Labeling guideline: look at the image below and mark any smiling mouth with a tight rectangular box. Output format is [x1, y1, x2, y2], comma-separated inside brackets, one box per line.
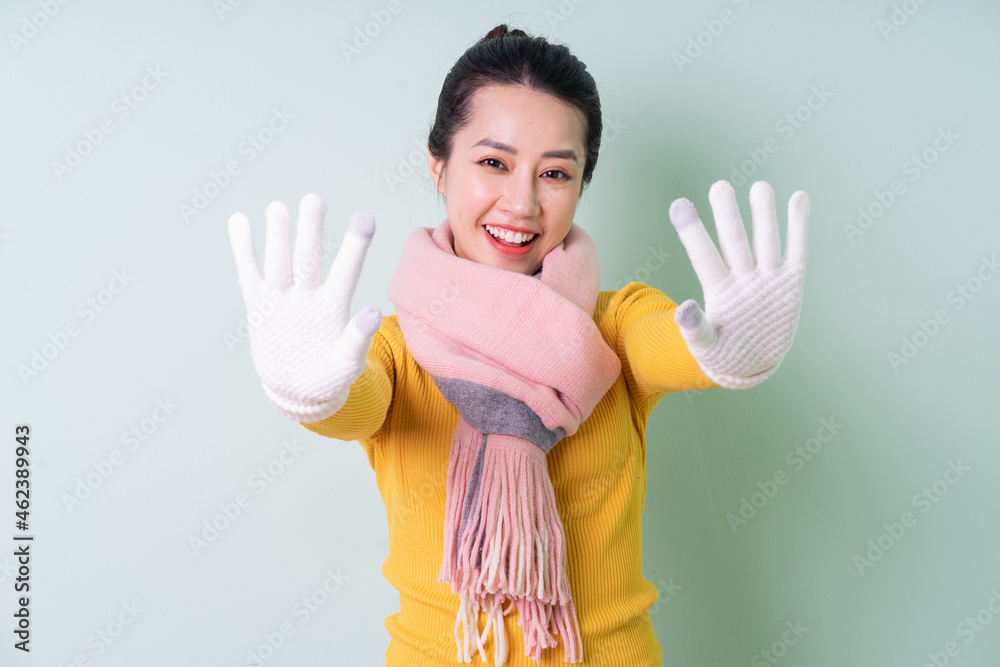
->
[481, 225, 540, 257]
[483, 224, 538, 247]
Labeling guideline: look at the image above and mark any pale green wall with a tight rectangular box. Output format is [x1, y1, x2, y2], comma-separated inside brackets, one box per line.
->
[2, 1, 997, 665]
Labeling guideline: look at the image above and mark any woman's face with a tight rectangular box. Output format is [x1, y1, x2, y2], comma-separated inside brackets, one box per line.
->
[428, 84, 587, 275]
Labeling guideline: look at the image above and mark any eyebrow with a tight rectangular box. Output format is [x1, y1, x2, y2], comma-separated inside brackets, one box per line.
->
[471, 138, 579, 165]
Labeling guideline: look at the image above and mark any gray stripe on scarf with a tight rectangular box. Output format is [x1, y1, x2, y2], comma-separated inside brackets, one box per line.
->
[457, 432, 489, 569]
[432, 377, 566, 454]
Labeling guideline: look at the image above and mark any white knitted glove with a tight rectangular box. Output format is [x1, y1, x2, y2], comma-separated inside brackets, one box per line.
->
[227, 193, 383, 422]
[667, 180, 809, 389]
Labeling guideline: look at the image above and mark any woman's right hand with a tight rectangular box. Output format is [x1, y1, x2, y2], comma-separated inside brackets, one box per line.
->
[227, 193, 382, 422]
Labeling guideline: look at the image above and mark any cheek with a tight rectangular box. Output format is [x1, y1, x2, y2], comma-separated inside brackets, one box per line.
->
[542, 192, 576, 225]
[469, 180, 497, 206]
[553, 208, 576, 236]
[450, 179, 493, 217]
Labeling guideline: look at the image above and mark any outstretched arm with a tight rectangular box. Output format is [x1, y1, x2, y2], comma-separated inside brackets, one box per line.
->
[614, 283, 723, 407]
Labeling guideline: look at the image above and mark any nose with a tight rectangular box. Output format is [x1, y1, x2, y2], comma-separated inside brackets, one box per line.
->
[501, 171, 541, 218]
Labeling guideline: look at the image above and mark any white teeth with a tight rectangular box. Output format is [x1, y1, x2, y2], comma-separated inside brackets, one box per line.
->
[486, 225, 535, 243]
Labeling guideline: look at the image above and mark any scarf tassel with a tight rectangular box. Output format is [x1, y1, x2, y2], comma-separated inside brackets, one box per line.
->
[439, 417, 583, 664]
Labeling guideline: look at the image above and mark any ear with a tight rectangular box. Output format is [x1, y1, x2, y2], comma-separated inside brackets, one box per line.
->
[427, 148, 446, 193]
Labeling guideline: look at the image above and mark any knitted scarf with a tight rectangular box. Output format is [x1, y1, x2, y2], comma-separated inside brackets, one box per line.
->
[386, 219, 622, 664]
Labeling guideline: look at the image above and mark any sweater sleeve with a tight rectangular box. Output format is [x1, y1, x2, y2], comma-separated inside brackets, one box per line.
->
[298, 321, 396, 447]
[611, 281, 722, 407]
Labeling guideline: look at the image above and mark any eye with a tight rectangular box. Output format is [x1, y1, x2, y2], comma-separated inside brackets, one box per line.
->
[479, 159, 571, 180]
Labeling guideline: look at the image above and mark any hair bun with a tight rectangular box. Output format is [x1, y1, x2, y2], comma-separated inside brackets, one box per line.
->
[478, 24, 528, 44]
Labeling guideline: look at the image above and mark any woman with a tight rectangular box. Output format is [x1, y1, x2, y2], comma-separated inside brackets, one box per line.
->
[227, 24, 808, 667]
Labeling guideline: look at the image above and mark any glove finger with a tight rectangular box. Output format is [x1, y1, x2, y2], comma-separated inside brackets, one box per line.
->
[227, 211, 263, 298]
[674, 299, 717, 351]
[292, 193, 326, 291]
[708, 180, 754, 276]
[668, 197, 730, 292]
[749, 181, 781, 271]
[335, 304, 383, 377]
[784, 190, 810, 271]
[320, 210, 376, 331]
[263, 200, 293, 291]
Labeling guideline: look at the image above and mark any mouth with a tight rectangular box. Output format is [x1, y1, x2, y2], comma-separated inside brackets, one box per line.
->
[482, 224, 539, 256]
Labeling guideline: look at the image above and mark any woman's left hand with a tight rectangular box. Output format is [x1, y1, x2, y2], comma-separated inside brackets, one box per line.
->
[667, 180, 810, 389]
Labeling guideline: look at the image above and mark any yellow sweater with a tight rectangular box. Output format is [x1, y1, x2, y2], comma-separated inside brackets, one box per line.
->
[302, 281, 721, 666]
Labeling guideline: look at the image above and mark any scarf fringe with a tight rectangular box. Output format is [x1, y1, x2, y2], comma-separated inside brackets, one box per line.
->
[439, 419, 583, 664]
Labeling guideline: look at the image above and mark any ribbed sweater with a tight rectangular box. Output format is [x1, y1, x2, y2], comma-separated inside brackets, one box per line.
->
[302, 281, 721, 666]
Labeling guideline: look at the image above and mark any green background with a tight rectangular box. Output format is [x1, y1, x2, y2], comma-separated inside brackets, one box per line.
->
[2, 1, 998, 665]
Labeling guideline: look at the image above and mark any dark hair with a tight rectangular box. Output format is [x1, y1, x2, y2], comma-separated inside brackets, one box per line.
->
[427, 24, 602, 193]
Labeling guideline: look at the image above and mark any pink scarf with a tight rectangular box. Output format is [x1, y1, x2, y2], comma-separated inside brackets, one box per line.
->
[387, 219, 621, 664]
